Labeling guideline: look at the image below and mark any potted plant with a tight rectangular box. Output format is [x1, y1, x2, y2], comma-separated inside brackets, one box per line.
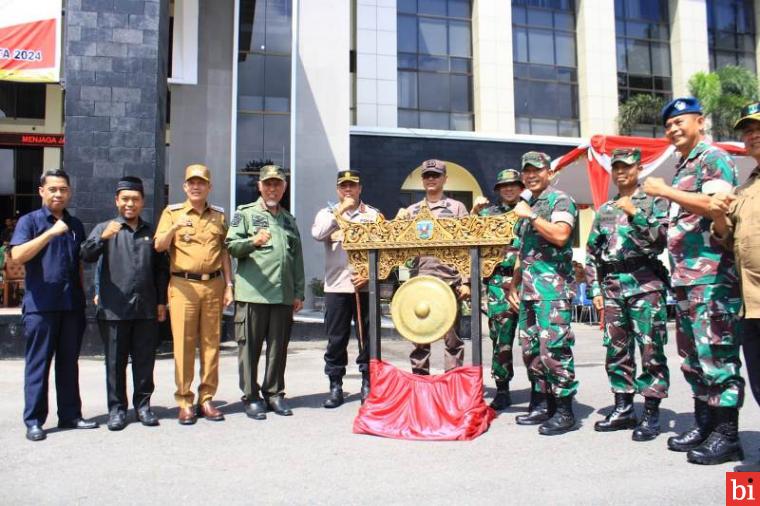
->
[309, 277, 325, 311]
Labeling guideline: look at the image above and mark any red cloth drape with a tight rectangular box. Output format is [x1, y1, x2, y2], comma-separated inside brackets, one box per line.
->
[353, 359, 496, 441]
[552, 135, 748, 210]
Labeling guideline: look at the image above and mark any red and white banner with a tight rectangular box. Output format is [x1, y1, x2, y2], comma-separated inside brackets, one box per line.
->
[552, 134, 748, 209]
[0, 0, 62, 82]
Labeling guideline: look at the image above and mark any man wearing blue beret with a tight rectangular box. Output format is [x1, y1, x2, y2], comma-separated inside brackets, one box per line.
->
[643, 97, 744, 465]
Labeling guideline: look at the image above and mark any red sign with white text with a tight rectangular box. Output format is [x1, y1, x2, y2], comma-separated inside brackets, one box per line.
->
[0, 0, 61, 82]
[727, 472, 760, 506]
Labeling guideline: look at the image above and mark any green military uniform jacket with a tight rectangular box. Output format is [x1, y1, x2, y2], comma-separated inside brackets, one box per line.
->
[225, 197, 305, 305]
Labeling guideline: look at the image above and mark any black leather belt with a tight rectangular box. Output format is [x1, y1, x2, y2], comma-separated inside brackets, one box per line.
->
[172, 270, 222, 281]
[599, 257, 648, 277]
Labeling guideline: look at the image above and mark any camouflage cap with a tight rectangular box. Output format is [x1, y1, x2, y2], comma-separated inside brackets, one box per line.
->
[521, 151, 551, 170]
[734, 101, 760, 130]
[493, 168, 524, 190]
[421, 159, 446, 175]
[610, 147, 641, 166]
[259, 164, 286, 182]
[185, 164, 211, 182]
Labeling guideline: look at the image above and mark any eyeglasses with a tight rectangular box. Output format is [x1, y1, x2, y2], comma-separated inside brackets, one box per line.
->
[422, 172, 442, 179]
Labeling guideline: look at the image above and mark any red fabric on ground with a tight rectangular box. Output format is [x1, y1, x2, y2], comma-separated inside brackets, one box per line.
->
[353, 359, 496, 441]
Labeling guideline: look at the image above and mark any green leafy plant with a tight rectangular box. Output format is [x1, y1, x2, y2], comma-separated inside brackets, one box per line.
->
[309, 277, 324, 297]
[617, 94, 668, 136]
[689, 65, 760, 141]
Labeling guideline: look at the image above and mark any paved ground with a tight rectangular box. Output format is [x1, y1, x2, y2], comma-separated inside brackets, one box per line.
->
[0, 322, 756, 505]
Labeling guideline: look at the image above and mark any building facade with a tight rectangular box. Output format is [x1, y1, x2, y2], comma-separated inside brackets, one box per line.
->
[1, 0, 759, 305]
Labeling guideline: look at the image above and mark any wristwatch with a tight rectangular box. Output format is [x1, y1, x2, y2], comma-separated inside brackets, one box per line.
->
[528, 212, 539, 222]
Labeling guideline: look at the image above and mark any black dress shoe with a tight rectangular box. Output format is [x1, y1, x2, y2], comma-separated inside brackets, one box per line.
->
[244, 400, 267, 420]
[137, 408, 159, 427]
[107, 411, 127, 431]
[58, 418, 99, 430]
[267, 396, 293, 416]
[26, 425, 46, 442]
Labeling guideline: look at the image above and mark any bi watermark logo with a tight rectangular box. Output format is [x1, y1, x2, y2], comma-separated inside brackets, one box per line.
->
[727, 472, 760, 505]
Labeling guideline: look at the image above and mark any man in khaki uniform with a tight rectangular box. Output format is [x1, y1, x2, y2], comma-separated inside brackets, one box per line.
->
[711, 103, 760, 467]
[396, 159, 470, 374]
[155, 164, 234, 425]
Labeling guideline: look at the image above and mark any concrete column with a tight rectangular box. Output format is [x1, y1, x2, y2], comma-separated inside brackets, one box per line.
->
[294, 0, 351, 305]
[472, 0, 514, 134]
[669, 0, 710, 97]
[355, 0, 398, 127]
[64, 0, 170, 228]
[166, 0, 233, 208]
[576, 0, 618, 136]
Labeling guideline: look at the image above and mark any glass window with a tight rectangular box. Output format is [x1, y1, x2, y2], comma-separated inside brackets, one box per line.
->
[237, 0, 292, 206]
[0, 82, 46, 119]
[418, 0, 446, 16]
[528, 29, 555, 65]
[398, 0, 417, 14]
[398, 15, 418, 53]
[707, 0, 756, 74]
[419, 18, 448, 54]
[513, 0, 579, 136]
[420, 111, 450, 129]
[615, 0, 672, 136]
[397, 0, 473, 131]
[398, 71, 418, 108]
[448, 21, 471, 57]
[419, 72, 450, 111]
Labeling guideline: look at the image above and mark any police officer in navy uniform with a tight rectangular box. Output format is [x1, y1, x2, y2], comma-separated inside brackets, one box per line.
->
[10, 169, 98, 441]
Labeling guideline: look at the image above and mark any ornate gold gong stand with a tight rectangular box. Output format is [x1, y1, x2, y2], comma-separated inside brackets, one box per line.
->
[336, 204, 517, 366]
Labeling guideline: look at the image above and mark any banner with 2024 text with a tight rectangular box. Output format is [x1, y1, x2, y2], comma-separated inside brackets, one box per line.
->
[0, 0, 62, 82]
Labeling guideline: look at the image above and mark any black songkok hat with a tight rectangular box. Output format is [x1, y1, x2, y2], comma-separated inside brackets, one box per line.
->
[116, 176, 144, 195]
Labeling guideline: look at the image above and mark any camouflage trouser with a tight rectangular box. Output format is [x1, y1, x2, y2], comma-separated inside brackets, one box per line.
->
[485, 276, 517, 382]
[518, 299, 578, 398]
[489, 311, 518, 382]
[603, 290, 669, 398]
[674, 284, 744, 408]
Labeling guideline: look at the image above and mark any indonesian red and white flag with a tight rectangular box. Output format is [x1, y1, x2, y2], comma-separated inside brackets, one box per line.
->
[0, 0, 62, 82]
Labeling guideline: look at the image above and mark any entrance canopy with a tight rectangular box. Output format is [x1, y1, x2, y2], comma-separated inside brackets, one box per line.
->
[551, 135, 751, 209]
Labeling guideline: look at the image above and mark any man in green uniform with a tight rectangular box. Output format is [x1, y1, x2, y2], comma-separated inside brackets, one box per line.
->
[508, 152, 579, 436]
[225, 165, 305, 419]
[471, 169, 522, 410]
[585, 148, 670, 441]
[644, 97, 744, 465]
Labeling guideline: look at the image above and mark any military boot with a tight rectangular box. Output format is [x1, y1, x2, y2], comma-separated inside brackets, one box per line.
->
[539, 395, 577, 435]
[668, 399, 712, 452]
[322, 376, 344, 409]
[360, 371, 370, 404]
[687, 407, 744, 465]
[632, 397, 661, 441]
[515, 387, 555, 425]
[490, 380, 512, 410]
[594, 393, 637, 432]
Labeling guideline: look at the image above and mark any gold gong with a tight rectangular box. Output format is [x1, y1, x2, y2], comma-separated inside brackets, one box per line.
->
[391, 275, 457, 345]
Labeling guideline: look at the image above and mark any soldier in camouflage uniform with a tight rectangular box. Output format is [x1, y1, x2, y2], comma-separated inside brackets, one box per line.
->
[585, 148, 670, 441]
[643, 97, 744, 465]
[471, 169, 523, 410]
[508, 152, 579, 436]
